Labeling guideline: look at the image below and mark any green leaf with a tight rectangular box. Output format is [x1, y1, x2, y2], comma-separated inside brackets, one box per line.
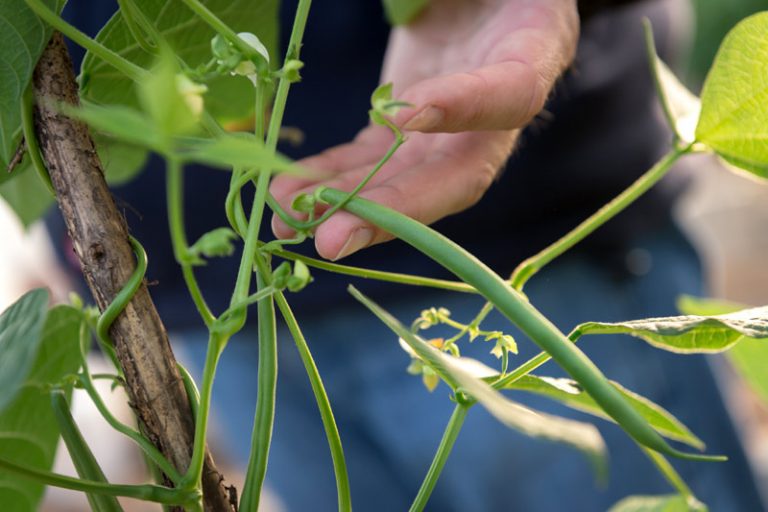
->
[138, 47, 204, 139]
[0, 305, 84, 512]
[177, 133, 301, 173]
[573, 305, 768, 353]
[80, 0, 279, 123]
[0, 155, 54, 227]
[644, 20, 701, 144]
[350, 286, 608, 479]
[63, 102, 165, 153]
[93, 134, 148, 186]
[189, 227, 237, 260]
[727, 337, 768, 404]
[678, 296, 768, 404]
[0, 288, 49, 412]
[609, 494, 707, 512]
[696, 12, 768, 179]
[0, 0, 65, 171]
[503, 375, 704, 450]
[381, 0, 429, 25]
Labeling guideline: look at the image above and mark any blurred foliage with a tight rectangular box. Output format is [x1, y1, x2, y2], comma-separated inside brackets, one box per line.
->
[688, 0, 765, 85]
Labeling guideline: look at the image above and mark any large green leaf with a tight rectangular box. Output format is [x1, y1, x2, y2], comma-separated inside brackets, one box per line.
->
[80, 0, 279, 123]
[0, 288, 49, 412]
[695, 12, 768, 179]
[572, 306, 768, 353]
[381, 0, 429, 25]
[0, 155, 54, 227]
[0, 305, 83, 512]
[609, 494, 707, 512]
[0, 0, 64, 171]
[678, 296, 768, 404]
[505, 375, 703, 449]
[350, 286, 608, 479]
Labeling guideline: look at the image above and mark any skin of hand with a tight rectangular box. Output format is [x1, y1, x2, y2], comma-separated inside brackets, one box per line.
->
[270, 0, 580, 260]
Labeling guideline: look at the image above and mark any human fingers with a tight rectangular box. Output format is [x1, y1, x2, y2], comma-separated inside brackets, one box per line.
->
[311, 131, 516, 260]
[393, 4, 579, 132]
[269, 126, 393, 237]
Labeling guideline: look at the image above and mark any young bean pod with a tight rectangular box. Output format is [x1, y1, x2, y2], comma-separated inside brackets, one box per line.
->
[318, 187, 724, 462]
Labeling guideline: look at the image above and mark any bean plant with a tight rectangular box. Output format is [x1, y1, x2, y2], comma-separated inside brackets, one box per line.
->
[1, 1, 767, 511]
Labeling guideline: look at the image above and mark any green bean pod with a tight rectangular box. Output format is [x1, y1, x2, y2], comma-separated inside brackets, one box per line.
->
[319, 187, 724, 462]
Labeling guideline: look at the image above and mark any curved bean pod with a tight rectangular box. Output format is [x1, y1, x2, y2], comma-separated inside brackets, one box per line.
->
[318, 187, 724, 462]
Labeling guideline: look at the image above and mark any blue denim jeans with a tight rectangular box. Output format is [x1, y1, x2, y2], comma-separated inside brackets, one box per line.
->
[175, 226, 763, 511]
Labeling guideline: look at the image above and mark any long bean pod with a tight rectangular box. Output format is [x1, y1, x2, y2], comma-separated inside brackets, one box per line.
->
[318, 187, 724, 462]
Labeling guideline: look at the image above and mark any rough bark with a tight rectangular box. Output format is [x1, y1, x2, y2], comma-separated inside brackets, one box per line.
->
[32, 33, 233, 512]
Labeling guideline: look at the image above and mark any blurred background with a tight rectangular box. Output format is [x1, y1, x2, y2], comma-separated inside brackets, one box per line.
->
[1, 0, 766, 510]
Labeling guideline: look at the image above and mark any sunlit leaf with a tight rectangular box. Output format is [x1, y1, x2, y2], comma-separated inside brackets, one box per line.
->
[572, 306, 768, 353]
[351, 286, 607, 479]
[504, 375, 704, 450]
[644, 21, 700, 144]
[0, 305, 83, 512]
[678, 296, 768, 404]
[64, 102, 164, 153]
[696, 13, 768, 179]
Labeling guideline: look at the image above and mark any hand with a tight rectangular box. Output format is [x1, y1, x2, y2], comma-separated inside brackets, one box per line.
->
[271, 0, 579, 260]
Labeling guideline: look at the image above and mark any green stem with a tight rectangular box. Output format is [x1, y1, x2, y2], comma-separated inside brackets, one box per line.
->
[509, 146, 689, 291]
[268, 246, 477, 293]
[275, 292, 352, 512]
[179, 0, 268, 67]
[640, 446, 694, 498]
[21, 84, 55, 195]
[166, 157, 216, 326]
[240, 273, 278, 511]
[319, 187, 723, 462]
[491, 330, 584, 390]
[177, 362, 201, 421]
[77, 362, 182, 483]
[24, 0, 146, 82]
[0, 456, 197, 505]
[116, 0, 160, 54]
[410, 404, 469, 512]
[180, 333, 224, 490]
[51, 390, 124, 512]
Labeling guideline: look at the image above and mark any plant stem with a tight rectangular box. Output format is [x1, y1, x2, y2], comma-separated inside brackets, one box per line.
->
[275, 292, 352, 512]
[509, 146, 690, 291]
[51, 390, 124, 512]
[0, 456, 198, 505]
[410, 404, 469, 512]
[268, 246, 477, 293]
[25, 0, 146, 82]
[116, 0, 160, 54]
[78, 370, 182, 483]
[179, 0, 268, 66]
[240, 273, 278, 511]
[180, 333, 225, 489]
[166, 157, 216, 326]
[319, 187, 723, 462]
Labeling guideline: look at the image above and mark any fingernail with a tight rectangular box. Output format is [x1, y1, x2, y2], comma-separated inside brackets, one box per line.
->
[403, 106, 444, 132]
[333, 228, 374, 260]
